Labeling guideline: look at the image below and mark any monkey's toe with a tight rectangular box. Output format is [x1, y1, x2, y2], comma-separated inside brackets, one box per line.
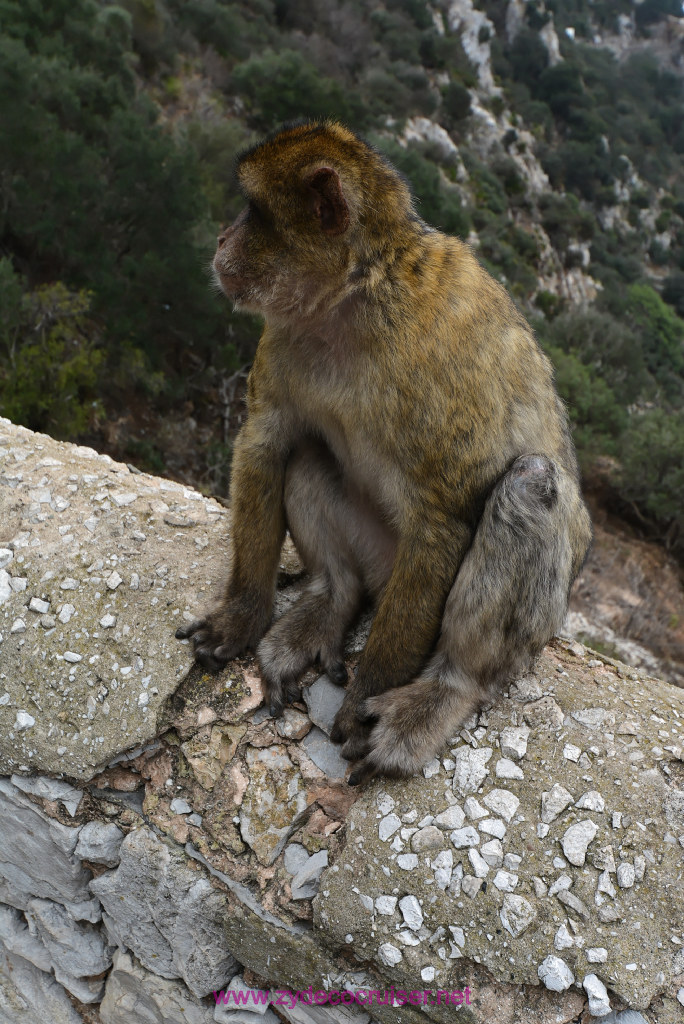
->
[340, 727, 372, 762]
[175, 618, 206, 641]
[348, 759, 379, 787]
[195, 646, 227, 673]
[325, 660, 348, 686]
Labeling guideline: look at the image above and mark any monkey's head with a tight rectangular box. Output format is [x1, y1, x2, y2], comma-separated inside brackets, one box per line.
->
[213, 121, 415, 320]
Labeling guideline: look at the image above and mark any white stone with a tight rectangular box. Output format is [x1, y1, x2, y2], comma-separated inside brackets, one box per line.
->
[100, 613, 117, 628]
[587, 947, 608, 963]
[375, 895, 397, 915]
[541, 783, 574, 824]
[538, 955, 574, 992]
[59, 604, 75, 624]
[411, 825, 444, 852]
[452, 746, 492, 795]
[423, 758, 441, 778]
[111, 491, 138, 507]
[464, 796, 488, 819]
[420, 966, 435, 982]
[10, 617, 26, 633]
[554, 923, 574, 950]
[376, 793, 395, 816]
[450, 826, 480, 848]
[398, 895, 423, 931]
[29, 597, 50, 614]
[468, 848, 489, 878]
[15, 711, 35, 730]
[548, 874, 572, 897]
[378, 942, 402, 967]
[461, 875, 483, 898]
[397, 854, 418, 870]
[576, 790, 605, 812]
[434, 804, 465, 830]
[533, 877, 548, 898]
[479, 818, 506, 839]
[499, 725, 530, 760]
[597, 870, 617, 898]
[106, 571, 123, 590]
[583, 973, 611, 1016]
[379, 813, 401, 842]
[449, 925, 465, 948]
[563, 743, 582, 762]
[64, 651, 82, 663]
[503, 853, 522, 872]
[492, 870, 518, 892]
[431, 849, 453, 889]
[0, 548, 13, 570]
[561, 820, 598, 866]
[480, 838, 504, 868]
[496, 757, 524, 780]
[170, 798, 192, 814]
[499, 894, 536, 938]
[483, 789, 519, 822]
[60, 577, 78, 590]
[617, 862, 635, 889]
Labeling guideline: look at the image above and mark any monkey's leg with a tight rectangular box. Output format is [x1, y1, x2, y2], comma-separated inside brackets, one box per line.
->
[257, 441, 396, 715]
[348, 454, 589, 785]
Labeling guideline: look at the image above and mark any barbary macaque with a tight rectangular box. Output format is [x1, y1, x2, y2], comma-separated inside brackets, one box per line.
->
[177, 121, 592, 785]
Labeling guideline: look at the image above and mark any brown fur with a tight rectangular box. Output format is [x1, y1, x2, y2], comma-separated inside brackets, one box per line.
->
[177, 121, 592, 783]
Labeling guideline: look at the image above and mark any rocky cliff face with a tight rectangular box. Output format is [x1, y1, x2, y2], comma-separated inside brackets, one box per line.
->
[1, 419, 684, 1024]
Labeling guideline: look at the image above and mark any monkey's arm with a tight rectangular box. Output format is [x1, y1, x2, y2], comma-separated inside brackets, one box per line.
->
[332, 518, 472, 746]
[176, 381, 289, 671]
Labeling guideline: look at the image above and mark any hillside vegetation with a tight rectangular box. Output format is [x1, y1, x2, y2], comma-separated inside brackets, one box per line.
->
[1, 0, 684, 556]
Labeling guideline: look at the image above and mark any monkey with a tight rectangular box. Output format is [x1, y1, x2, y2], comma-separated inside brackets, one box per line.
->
[176, 120, 592, 786]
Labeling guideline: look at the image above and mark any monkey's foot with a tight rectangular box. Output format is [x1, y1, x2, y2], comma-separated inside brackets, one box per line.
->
[257, 633, 348, 716]
[346, 677, 472, 786]
[175, 599, 267, 673]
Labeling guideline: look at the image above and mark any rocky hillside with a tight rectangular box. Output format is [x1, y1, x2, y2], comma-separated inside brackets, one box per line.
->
[1, 0, 683, 677]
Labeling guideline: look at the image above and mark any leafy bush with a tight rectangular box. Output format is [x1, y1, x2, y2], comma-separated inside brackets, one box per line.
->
[0, 260, 102, 436]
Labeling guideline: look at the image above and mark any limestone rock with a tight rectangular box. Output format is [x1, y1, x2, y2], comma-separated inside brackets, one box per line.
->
[25, 897, 113, 999]
[0, 946, 84, 1024]
[538, 955, 574, 992]
[90, 827, 236, 997]
[302, 676, 344, 736]
[74, 821, 124, 867]
[239, 745, 308, 865]
[100, 949, 215, 1024]
[0, 777, 91, 908]
[0, 418, 228, 780]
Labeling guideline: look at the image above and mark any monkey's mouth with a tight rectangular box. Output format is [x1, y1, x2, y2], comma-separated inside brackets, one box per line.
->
[215, 268, 252, 299]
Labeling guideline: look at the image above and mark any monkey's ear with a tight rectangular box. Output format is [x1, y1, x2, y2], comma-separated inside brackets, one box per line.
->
[305, 167, 350, 236]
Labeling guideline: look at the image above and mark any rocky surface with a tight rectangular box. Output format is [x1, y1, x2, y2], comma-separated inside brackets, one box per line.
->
[0, 417, 229, 780]
[2, 421, 684, 1024]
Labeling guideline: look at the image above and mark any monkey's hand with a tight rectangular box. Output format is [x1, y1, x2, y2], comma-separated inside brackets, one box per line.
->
[175, 593, 271, 673]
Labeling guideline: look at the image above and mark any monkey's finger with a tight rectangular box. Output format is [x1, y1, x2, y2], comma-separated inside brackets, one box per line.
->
[195, 647, 226, 673]
[191, 631, 211, 649]
[214, 640, 244, 662]
[175, 619, 206, 640]
[348, 759, 379, 787]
